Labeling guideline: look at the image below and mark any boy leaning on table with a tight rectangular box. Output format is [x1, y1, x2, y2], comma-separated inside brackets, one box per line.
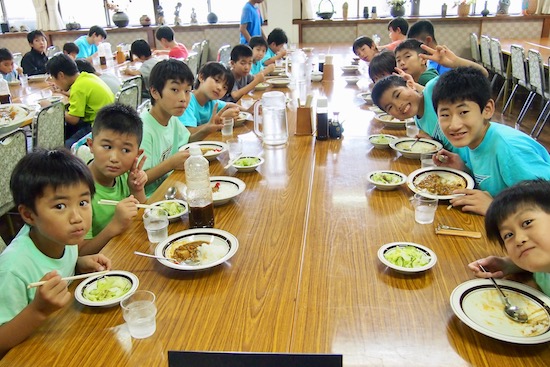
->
[431, 67, 550, 216]
[249, 36, 269, 75]
[394, 39, 438, 86]
[79, 103, 148, 256]
[0, 149, 111, 356]
[469, 179, 550, 296]
[261, 28, 287, 67]
[74, 25, 107, 61]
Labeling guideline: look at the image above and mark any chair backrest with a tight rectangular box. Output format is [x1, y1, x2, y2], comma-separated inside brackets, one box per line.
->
[137, 98, 151, 114]
[217, 44, 231, 67]
[479, 35, 493, 70]
[469, 33, 480, 63]
[116, 84, 140, 110]
[528, 49, 546, 97]
[0, 235, 6, 254]
[0, 129, 27, 217]
[12, 52, 22, 67]
[490, 38, 505, 75]
[121, 75, 143, 105]
[191, 42, 201, 55]
[200, 40, 209, 67]
[510, 44, 528, 85]
[185, 52, 200, 76]
[46, 45, 60, 58]
[70, 131, 93, 164]
[33, 102, 65, 150]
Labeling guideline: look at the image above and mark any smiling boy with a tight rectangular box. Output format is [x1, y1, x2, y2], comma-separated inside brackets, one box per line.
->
[21, 30, 48, 76]
[431, 67, 550, 216]
[394, 39, 438, 86]
[0, 149, 111, 355]
[80, 103, 148, 255]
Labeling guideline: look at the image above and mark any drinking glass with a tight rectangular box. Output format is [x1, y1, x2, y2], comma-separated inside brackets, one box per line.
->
[221, 117, 234, 136]
[19, 74, 28, 88]
[421, 153, 436, 168]
[412, 194, 438, 224]
[143, 208, 168, 243]
[227, 138, 243, 160]
[120, 290, 157, 339]
[406, 121, 420, 138]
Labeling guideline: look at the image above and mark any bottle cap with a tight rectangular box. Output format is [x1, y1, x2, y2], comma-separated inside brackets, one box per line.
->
[189, 145, 202, 156]
[317, 97, 328, 108]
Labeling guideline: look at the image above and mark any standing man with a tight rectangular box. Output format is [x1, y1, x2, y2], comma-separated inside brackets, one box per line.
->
[240, 0, 266, 45]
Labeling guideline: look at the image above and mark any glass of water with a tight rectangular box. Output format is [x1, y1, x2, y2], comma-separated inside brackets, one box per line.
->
[412, 194, 438, 224]
[143, 208, 168, 243]
[406, 121, 420, 138]
[120, 290, 157, 339]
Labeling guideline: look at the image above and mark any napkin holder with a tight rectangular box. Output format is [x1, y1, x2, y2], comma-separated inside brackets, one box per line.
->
[296, 105, 315, 135]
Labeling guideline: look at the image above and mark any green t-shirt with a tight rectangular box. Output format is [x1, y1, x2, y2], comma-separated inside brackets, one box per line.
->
[140, 110, 191, 197]
[0, 225, 78, 325]
[85, 172, 130, 239]
[68, 72, 115, 124]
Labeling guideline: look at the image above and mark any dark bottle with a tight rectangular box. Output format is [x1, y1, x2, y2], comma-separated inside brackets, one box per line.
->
[363, 6, 369, 19]
[185, 146, 215, 228]
[442, 3, 447, 17]
[316, 97, 329, 140]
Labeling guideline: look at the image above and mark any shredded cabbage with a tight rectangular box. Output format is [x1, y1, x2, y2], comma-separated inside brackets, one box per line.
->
[83, 276, 131, 302]
[384, 246, 430, 268]
[234, 157, 260, 167]
[160, 201, 185, 216]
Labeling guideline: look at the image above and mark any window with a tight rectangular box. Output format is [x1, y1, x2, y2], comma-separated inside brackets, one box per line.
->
[59, 0, 106, 27]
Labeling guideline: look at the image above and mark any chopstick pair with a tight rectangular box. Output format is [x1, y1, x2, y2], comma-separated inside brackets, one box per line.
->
[97, 199, 155, 210]
[224, 154, 243, 169]
[27, 270, 109, 289]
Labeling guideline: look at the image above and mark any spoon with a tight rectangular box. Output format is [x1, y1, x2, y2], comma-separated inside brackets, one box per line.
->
[478, 263, 529, 323]
[403, 138, 420, 151]
[165, 186, 177, 200]
[134, 251, 179, 264]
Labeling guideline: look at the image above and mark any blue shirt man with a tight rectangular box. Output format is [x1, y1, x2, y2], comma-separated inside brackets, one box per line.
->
[240, 0, 265, 45]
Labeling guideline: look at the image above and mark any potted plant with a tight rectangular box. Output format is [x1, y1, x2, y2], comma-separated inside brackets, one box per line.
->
[105, 0, 131, 27]
[454, 0, 476, 17]
[387, 0, 407, 17]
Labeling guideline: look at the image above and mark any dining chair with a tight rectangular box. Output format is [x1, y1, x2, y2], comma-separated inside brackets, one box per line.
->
[217, 44, 231, 68]
[120, 75, 143, 106]
[0, 129, 27, 236]
[200, 40, 209, 67]
[185, 52, 200, 76]
[46, 45, 60, 58]
[0, 236, 6, 253]
[191, 42, 202, 57]
[32, 101, 65, 150]
[490, 38, 511, 106]
[137, 98, 151, 114]
[12, 52, 22, 67]
[469, 33, 481, 65]
[479, 35, 498, 90]
[502, 44, 533, 119]
[116, 84, 140, 110]
[70, 132, 93, 164]
[523, 49, 550, 135]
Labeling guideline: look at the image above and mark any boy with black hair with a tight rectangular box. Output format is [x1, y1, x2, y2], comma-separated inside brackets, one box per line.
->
[46, 54, 114, 148]
[63, 42, 79, 60]
[74, 26, 107, 60]
[223, 44, 274, 103]
[21, 30, 48, 76]
[80, 103, 147, 255]
[407, 20, 451, 75]
[0, 48, 21, 83]
[431, 67, 550, 216]
[155, 26, 188, 60]
[124, 39, 160, 99]
[0, 149, 111, 354]
[469, 179, 550, 296]
[261, 28, 288, 66]
[368, 51, 396, 83]
[249, 36, 269, 75]
[352, 36, 379, 63]
[395, 39, 438, 86]
[379, 17, 408, 51]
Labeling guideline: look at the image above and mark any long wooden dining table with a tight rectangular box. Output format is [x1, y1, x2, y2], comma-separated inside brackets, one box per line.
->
[2, 46, 550, 367]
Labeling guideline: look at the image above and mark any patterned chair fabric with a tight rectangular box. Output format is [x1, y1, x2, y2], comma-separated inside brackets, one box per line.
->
[479, 35, 493, 71]
[217, 44, 231, 68]
[526, 49, 550, 137]
[121, 75, 143, 106]
[502, 44, 533, 118]
[469, 33, 480, 63]
[185, 52, 200, 76]
[33, 101, 65, 150]
[46, 45, 60, 58]
[490, 38, 510, 105]
[200, 40, 209, 67]
[137, 99, 151, 114]
[116, 84, 140, 110]
[0, 129, 27, 217]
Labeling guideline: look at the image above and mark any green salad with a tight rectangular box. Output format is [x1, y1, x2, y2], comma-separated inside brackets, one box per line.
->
[234, 157, 260, 167]
[370, 172, 402, 185]
[384, 245, 431, 268]
[160, 201, 185, 216]
[83, 276, 132, 302]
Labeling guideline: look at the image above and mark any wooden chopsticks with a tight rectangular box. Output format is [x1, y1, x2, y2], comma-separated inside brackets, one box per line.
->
[97, 199, 155, 209]
[27, 270, 109, 288]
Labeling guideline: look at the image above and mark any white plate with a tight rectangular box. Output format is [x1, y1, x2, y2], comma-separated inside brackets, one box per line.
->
[374, 113, 413, 129]
[377, 242, 437, 273]
[368, 134, 397, 149]
[357, 92, 372, 104]
[155, 228, 239, 271]
[232, 156, 264, 172]
[367, 170, 407, 191]
[344, 76, 360, 85]
[389, 137, 443, 159]
[368, 106, 384, 114]
[179, 141, 228, 161]
[74, 270, 139, 307]
[267, 78, 290, 88]
[341, 65, 359, 74]
[211, 176, 246, 205]
[0, 103, 36, 136]
[407, 167, 475, 200]
[255, 82, 270, 91]
[149, 199, 188, 222]
[450, 279, 550, 344]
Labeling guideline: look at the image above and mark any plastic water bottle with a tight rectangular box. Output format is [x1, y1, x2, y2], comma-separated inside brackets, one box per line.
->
[291, 49, 308, 104]
[184, 145, 214, 228]
[0, 75, 11, 104]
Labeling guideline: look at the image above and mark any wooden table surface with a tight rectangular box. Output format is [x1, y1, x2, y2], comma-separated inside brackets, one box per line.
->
[3, 46, 550, 367]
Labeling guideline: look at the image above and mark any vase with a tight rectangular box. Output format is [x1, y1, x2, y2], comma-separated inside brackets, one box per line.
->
[139, 15, 151, 26]
[390, 5, 405, 17]
[497, 0, 510, 15]
[481, 1, 490, 16]
[523, 0, 538, 14]
[112, 11, 129, 27]
[207, 12, 218, 24]
[411, 0, 420, 16]
[458, 3, 470, 17]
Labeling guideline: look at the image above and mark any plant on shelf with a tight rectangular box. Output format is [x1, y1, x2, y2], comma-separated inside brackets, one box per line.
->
[387, 0, 407, 17]
[453, 0, 476, 6]
[386, 0, 407, 6]
[454, 0, 475, 17]
[105, 0, 132, 27]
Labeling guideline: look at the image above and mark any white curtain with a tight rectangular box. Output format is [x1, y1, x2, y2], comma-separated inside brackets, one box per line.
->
[303, 0, 315, 19]
[32, 0, 50, 30]
[539, 0, 550, 14]
[46, 0, 64, 30]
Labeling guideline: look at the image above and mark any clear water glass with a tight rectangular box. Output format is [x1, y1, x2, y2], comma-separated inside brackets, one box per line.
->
[120, 290, 157, 339]
[406, 121, 420, 138]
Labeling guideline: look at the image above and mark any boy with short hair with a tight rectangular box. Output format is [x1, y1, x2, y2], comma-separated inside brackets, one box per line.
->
[407, 20, 451, 75]
[249, 36, 269, 75]
[352, 36, 379, 63]
[395, 39, 438, 86]
[124, 39, 160, 99]
[74, 26, 107, 61]
[63, 42, 79, 60]
[240, 0, 266, 45]
[261, 28, 287, 66]
[80, 103, 148, 255]
[223, 44, 274, 103]
[21, 30, 48, 76]
[46, 54, 115, 148]
[379, 17, 408, 51]
[431, 67, 550, 216]
[0, 149, 111, 354]
[368, 51, 396, 83]
[469, 179, 550, 296]
[0, 48, 21, 82]
[155, 26, 188, 60]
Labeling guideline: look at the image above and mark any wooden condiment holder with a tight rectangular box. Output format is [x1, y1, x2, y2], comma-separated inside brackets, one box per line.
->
[295, 106, 315, 135]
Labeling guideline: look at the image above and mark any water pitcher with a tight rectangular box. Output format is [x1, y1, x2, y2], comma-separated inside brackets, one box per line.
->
[254, 91, 288, 146]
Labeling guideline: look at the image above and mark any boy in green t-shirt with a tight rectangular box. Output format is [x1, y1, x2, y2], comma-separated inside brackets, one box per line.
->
[80, 103, 148, 255]
[0, 149, 111, 355]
